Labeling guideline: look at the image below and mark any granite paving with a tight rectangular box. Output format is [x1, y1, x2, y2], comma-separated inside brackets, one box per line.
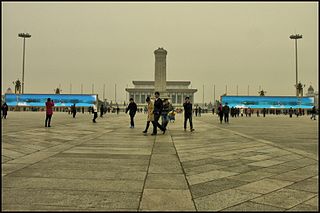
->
[2, 111, 318, 211]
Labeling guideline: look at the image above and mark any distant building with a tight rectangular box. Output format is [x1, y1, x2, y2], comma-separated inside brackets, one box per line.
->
[126, 80, 197, 106]
[6, 87, 13, 94]
[305, 85, 318, 107]
[125, 48, 197, 106]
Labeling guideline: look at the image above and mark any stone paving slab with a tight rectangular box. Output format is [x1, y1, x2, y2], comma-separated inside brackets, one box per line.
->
[144, 173, 188, 190]
[251, 188, 317, 209]
[194, 189, 262, 211]
[40, 156, 149, 166]
[222, 164, 261, 173]
[3, 176, 145, 192]
[54, 152, 150, 160]
[5, 151, 58, 164]
[2, 112, 318, 211]
[286, 177, 318, 193]
[7, 168, 147, 181]
[2, 163, 29, 176]
[187, 170, 239, 185]
[139, 189, 195, 211]
[247, 159, 285, 167]
[270, 167, 317, 182]
[184, 164, 227, 176]
[148, 154, 183, 174]
[221, 201, 286, 211]
[3, 188, 141, 210]
[304, 195, 318, 207]
[256, 163, 303, 174]
[226, 170, 276, 182]
[26, 160, 149, 172]
[235, 178, 294, 194]
[190, 177, 249, 199]
[287, 203, 318, 211]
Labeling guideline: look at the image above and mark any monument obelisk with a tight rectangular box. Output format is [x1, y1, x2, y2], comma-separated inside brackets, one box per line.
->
[154, 47, 168, 98]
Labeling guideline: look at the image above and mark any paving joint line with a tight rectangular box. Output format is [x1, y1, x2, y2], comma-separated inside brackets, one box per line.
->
[137, 130, 156, 211]
[170, 133, 198, 211]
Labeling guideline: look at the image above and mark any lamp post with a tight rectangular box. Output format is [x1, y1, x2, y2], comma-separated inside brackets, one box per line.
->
[289, 34, 303, 96]
[18, 33, 31, 94]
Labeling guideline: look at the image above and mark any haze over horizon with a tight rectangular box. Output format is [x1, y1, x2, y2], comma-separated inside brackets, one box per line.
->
[2, 2, 318, 103]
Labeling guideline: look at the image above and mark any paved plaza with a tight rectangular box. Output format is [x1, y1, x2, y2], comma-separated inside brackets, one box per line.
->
[2, 111, 319, 211]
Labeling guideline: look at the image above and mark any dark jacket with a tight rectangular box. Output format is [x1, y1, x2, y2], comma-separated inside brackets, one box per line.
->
[2, 104, 8, 113]
[126, 102, 137, 116]
[154, 98, 163, 115]
[223, 105, 230, 114]
[183, 102, 193, 115]
[162, 102, 173, 115]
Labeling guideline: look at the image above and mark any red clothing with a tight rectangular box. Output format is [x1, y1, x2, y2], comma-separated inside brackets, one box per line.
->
[46, 101, 54, 115]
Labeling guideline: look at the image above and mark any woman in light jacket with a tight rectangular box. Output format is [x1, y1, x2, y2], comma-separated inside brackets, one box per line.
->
[143, 97, 154, 133]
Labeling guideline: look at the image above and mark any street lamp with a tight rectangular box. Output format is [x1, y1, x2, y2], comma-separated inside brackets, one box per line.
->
[289, 34, 303, 96]
[18, 33, 31, 94]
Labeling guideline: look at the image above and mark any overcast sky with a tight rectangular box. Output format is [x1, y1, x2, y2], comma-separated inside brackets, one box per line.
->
[2, 2, 318, 103]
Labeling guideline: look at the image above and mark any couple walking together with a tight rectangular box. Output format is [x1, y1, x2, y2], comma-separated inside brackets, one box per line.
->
[143, 92, 195, 134]
[143, 91, 167, 135]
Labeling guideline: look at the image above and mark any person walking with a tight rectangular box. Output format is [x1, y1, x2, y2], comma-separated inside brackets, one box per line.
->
[262, 108, 266, 117]
[195, 106, 198, 117]
[143, 97, 154, 133]
[310, 106, 316, 120]
[100, 104, 104, 118]
[45, 98, 54, 127]
[92, 102, 98, 123]
[126, 98, 137, 128]
[289, 107, 293, 118]
[1, 102, 9, 119]
[71, 104, 77, 118]
[161, 98, 172, 130]
[223, 103, 230, 123]
[116, 106, 120, 115]
[152, 92, 166, 135]
[183, 97, 195, 132]
[198, 106, 202, 117]
[218, 103, 223, 124]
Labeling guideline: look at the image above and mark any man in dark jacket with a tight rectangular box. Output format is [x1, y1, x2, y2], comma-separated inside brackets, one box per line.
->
[1, 102, 9, 119]
[100, 104, 104, 117]
[183, 97, 195, 132]
[152, 91, 166, 135]
[126, 98, 137, 128]
[223, 103, 230, 123]
[71, 104, 77, 118]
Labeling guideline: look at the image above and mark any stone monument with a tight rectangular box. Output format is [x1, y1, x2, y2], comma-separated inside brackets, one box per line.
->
[154, 47, 168, 98]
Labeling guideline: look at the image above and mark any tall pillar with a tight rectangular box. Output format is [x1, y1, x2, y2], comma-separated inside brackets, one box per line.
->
[154, 47, 167, 97]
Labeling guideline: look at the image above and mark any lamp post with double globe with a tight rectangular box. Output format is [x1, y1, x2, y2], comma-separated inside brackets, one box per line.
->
[289, 34, 303, 96]
[18, 32, 31, 94]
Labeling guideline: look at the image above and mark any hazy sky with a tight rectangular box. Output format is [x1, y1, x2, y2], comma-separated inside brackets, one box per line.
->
[2, 2, 318, 103]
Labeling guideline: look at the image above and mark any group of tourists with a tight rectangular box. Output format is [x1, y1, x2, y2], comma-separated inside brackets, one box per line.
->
[217, 103, 230, 124]
[125, 91, 195, 135]
[43, 98, 98, 127]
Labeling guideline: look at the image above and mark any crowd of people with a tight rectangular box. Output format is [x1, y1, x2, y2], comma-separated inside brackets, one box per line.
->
[1, 94, 318, 131]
